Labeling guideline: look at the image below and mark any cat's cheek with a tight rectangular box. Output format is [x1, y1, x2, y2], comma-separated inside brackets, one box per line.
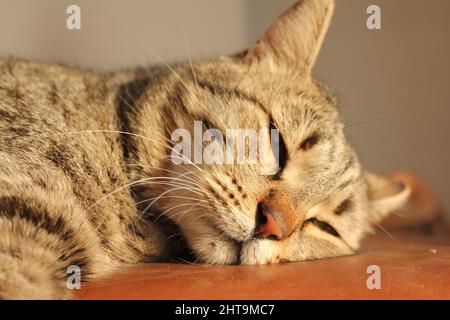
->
[239, 240, 282, 265]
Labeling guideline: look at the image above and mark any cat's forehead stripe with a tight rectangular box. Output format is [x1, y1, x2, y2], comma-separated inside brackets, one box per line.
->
[196, 79, 270, 115]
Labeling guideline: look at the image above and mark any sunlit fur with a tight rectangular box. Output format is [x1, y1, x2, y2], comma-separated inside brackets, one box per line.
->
[0, 0, 409, 299]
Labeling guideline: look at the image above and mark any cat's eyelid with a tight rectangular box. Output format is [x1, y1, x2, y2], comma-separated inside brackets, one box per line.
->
[305, 218, 341, 238]
[298, 132, 320, 151]
[269, 117, 288, 179]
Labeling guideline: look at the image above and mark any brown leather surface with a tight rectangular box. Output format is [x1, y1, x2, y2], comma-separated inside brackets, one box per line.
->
[76, 229, 450, 300]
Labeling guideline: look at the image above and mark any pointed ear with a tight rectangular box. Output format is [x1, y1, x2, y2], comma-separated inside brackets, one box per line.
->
[244, 0, 335, 74]
[365, 171, 411, 223]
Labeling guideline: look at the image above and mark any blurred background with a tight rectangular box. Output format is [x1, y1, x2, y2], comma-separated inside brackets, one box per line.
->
[0, 0, 449, 220]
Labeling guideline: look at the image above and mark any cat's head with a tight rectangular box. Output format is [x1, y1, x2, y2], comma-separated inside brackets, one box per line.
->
[133, 0, 410, 264]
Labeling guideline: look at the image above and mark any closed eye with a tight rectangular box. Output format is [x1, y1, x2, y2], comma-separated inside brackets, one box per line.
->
[299, 133, 320, 151]
[305, 218, 340, 237]
[269, 117, 288, 180]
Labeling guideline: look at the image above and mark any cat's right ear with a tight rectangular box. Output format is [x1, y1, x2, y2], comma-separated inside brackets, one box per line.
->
[242, 0, 335, 74]
[364, 171, 411, 223]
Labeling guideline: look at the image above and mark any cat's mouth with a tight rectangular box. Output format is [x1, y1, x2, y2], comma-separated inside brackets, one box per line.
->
[206, 215, 255, 242]
[205, 217, 262, 264]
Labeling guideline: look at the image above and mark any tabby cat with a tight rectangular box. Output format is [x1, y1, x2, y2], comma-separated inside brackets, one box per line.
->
[0, 0, 409, 299]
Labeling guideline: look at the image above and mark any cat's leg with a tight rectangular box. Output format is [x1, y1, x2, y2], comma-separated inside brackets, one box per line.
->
[0, 185, 116, 299]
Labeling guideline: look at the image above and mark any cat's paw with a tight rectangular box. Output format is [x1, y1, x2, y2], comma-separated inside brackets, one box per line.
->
[0, 252, 70, 300]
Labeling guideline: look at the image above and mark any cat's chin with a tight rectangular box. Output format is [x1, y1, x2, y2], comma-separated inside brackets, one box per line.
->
[190, 236, 241, 265]
[190, 238, 279, 265]
[239, 239, 281, 265]
[192, 238, 281, 265]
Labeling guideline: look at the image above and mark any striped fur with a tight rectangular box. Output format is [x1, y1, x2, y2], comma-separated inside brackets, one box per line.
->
[0, 0, 409, 299]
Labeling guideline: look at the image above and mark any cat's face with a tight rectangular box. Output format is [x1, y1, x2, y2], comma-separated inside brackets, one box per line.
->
[135, 0, 410, 264]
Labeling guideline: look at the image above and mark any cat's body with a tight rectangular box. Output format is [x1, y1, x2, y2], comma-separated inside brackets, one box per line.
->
[0, 0, 410, 299]
[0, 60, 172, 298]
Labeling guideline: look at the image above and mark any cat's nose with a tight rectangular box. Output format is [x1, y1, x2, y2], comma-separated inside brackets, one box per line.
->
[255, 208, 283, 240]
[254, 202, 296, 240]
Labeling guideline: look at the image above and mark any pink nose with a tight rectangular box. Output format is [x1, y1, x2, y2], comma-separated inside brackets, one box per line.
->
[255, 209, 284, 240]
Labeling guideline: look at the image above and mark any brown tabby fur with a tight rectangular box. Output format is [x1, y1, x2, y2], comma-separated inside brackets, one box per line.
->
[0, 0, 409, 299]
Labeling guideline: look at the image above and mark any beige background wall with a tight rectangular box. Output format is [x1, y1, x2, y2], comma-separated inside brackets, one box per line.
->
[1, 0, 449, 218]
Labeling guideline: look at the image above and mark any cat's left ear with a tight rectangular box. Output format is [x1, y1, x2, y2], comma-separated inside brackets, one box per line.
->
[364, 171, 411, 223]
[243, 0, 335, 74]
